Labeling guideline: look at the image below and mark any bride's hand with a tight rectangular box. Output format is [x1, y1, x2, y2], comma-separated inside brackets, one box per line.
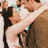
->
[43, 4, 48, 10]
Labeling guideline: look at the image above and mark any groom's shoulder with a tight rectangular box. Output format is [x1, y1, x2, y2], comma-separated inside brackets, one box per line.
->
[28, 10, 48, 31]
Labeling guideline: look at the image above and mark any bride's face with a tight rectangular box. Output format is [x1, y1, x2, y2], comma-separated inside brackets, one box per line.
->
[12, 8, 21, 22]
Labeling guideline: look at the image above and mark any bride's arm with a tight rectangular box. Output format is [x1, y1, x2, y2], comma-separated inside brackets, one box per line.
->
[6, 5, 47, 35]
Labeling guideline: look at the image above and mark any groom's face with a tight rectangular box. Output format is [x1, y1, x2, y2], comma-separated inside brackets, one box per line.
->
[21, 0, 34, 12]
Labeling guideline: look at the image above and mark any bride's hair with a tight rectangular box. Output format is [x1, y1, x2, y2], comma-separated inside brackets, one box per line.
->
[3, 6, 23, 48]
[3, 7, 13, 48]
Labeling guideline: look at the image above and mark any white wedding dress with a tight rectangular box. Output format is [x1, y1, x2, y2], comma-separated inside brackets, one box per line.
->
[7, 37, 21, 48]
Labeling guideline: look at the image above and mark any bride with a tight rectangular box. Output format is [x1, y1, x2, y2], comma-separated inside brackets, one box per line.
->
[3, 5, 48, 48]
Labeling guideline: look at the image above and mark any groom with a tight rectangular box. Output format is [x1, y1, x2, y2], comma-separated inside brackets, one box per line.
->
[22, 0, 48, 48]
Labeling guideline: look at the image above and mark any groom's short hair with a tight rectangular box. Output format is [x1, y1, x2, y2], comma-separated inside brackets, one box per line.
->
[35, 0, 40, 3]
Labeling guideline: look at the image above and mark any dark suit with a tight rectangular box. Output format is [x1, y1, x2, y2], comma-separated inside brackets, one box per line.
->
[28, 10, 48, 48]
[2, 8, 7, 17]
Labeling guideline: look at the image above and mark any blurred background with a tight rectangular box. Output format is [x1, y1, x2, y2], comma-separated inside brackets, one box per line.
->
[0, 0, 48, 6]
